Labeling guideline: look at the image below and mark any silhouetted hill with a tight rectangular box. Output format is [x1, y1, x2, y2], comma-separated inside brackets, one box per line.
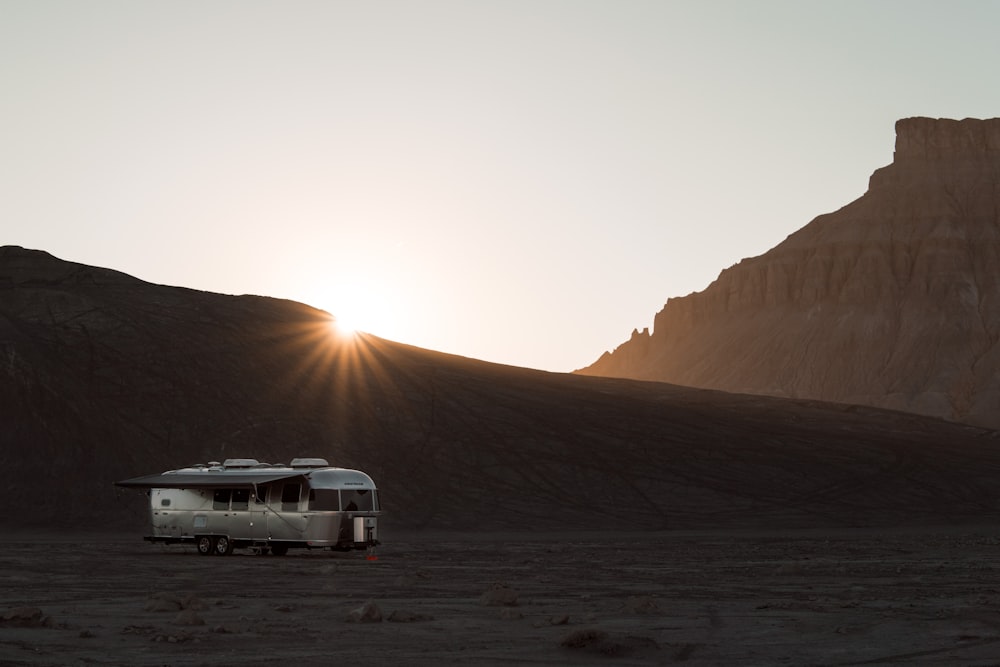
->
[3, 245, 1000, 533]
[580, 117, 1000, 430]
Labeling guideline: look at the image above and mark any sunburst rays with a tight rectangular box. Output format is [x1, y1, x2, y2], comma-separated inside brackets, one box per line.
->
[258, 309, 410, 455]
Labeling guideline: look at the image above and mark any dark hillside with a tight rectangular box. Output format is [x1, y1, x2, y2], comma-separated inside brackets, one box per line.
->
[3, 246, 1000, 533]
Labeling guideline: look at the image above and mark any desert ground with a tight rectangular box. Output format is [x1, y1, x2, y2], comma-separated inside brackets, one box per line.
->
[3, 527, 1000, 666]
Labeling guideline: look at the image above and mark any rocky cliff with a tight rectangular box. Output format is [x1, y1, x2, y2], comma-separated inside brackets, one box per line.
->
[579, 117, 1000, 429]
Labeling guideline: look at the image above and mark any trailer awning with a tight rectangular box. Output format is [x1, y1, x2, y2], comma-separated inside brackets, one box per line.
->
[115, 470, 306, 489]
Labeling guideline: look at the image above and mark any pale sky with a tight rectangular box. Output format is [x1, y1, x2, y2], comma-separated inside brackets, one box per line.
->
[4, 1, 1000, 372]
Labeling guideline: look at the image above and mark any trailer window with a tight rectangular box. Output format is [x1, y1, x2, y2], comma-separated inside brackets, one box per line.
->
[213, 489, 231, 510]
[231, 488, 249, 511]
[309, 489, 339, 511]
[254, 485, 269, 504]
[341, 488, 375, 512]
[281, 483, 301, 511]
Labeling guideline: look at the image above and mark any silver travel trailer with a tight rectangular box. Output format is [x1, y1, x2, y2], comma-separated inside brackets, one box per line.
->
[115, 458, 380, 556]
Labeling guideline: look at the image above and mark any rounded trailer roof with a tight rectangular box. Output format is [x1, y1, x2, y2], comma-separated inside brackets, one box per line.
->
[115, 465, 377, 490]
[306, 468, 377, 490]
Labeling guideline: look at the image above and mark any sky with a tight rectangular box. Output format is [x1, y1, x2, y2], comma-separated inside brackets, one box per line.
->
[4, 1, 1000, 372]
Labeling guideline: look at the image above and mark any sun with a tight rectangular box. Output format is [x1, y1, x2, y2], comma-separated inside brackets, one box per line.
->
[329, 315, 358, 338]
[306, 278, 400, 341]
[330, 293, 379, 336]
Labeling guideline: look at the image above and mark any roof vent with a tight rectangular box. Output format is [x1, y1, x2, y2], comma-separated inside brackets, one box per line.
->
[222, 458, 260, 469]
[290, 457, 330, 468]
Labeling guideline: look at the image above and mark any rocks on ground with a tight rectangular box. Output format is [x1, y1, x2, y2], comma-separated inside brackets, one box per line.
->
[0, 607, 54, 628]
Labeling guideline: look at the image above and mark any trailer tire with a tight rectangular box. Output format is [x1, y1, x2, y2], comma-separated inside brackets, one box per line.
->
[213, 536, 234, 556]
[196, 536, 213, 556]
[270, 544, 288, 557]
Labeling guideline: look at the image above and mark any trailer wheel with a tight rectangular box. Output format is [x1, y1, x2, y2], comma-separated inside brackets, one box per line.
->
[270, 544, 288, 557]
[213, 536, 234, 556]
[196, 536, 213, 556]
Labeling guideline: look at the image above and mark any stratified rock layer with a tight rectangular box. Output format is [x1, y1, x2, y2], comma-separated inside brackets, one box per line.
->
[579, 117, 1000, 429]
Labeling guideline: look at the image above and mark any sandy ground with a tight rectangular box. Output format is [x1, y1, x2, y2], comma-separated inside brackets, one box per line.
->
[2, 527, 1000, 666]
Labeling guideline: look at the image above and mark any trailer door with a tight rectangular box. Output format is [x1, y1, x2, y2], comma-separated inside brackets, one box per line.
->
[266, 482, 307, 540]
[229, 488, 253, 539]
[250, 485, 270, 541]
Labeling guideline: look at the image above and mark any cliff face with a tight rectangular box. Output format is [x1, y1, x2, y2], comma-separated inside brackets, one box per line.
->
[579, 117, 1000, 429]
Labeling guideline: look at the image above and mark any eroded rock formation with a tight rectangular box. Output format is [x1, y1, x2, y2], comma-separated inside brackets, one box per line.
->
[579, 117, 1000, 429]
